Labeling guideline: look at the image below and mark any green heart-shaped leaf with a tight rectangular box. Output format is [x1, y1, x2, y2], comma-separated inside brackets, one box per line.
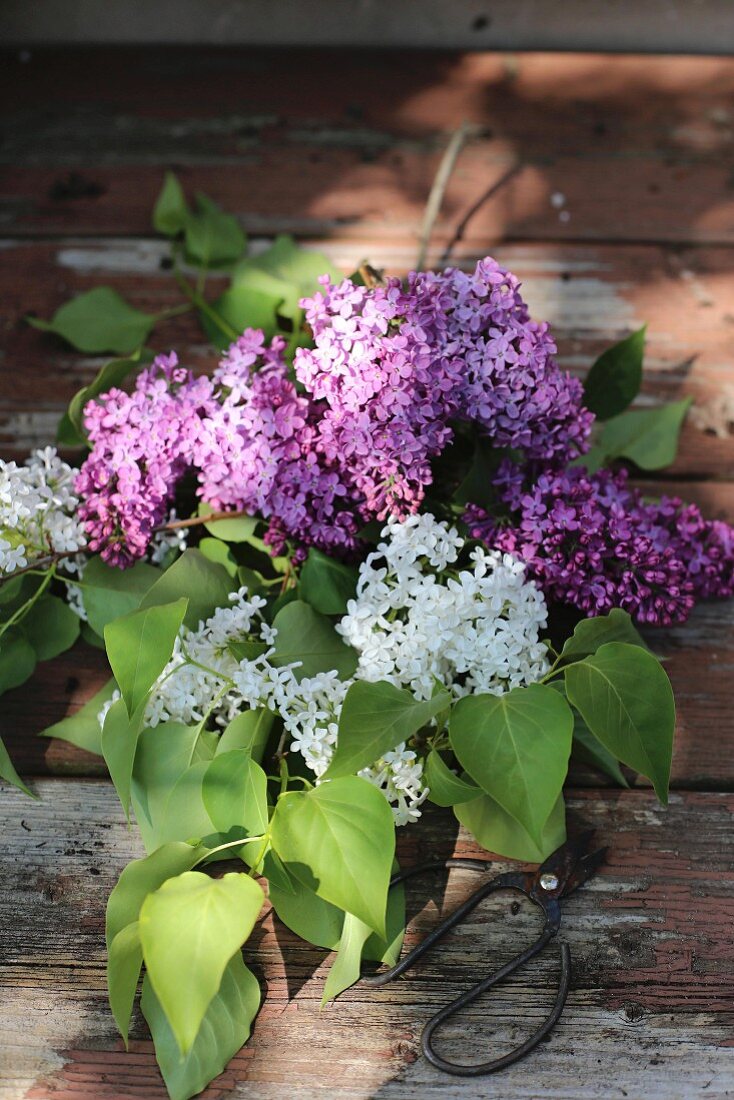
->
[142, 951, 260, 1100]
[106, 842, 205, 949]
[321, 912, 373, 1005]
[139, 870, 264, 1055]
[561, 609, 648, 660]
[0, 632, 36, 696]
[29, 287, 156, 355]
[270, 600, 358, 681]
[424, 750, 482, 807]
[0, 734, 34, 797]
[202, 751, 268, 838]
[324, 680, 450, 779]
[82, 556, 160, 637]
[22, 594, 80, 661]
[449, 683, 573, 846]
[108, 920, 143, 1047]
[184, 194, 246, 268]
[598, 398, 692, 470]
[270, 776, 394, 936]
[583, 326, 645, 420]
[140, 549, 231, 630]
[299, 549, 358, 615]
[455, 791, 566, 862]
[105, 598, 188, 717]
[565, 641, 674, 802]
[153, 172, 189, 236]
[40, 678, 116, 755]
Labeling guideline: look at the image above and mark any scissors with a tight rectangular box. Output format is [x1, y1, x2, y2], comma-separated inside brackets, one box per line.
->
[362, 831, 606, 1076]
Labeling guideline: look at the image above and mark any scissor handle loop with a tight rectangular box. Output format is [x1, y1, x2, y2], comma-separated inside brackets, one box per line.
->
[362, 860, 571, 1075]
[422, 935, 571, 1076]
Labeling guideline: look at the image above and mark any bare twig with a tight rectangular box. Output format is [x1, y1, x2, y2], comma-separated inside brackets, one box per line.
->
[415, 122, 472, 272]
[438, 160, 522, 267]
[157, 509, 251, 532]
[0, 509, 254, 586]
[0, 548, 77, 583]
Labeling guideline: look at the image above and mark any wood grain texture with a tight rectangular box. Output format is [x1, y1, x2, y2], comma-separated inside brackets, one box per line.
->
[2, 50, 734, 244]
[1, 782, 732, 1100]
[3, 0, 734, 53]
[1, 47, 734, 1100]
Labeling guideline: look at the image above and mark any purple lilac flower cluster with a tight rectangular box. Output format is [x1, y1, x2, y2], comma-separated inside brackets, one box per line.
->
[464, 463, 734, 625]
[77, 258, 590, 566]
[74, 254, 734, 626]
[296, 259, 593, 516]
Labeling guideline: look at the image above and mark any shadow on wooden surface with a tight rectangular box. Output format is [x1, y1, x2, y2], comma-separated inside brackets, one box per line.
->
[2, 784, 733, 1099]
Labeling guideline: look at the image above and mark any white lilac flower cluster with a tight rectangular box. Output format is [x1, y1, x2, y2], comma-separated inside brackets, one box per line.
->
[0, 448, 86, 575]
[337, 513, 550, 701]
[101, 515, 550, 826]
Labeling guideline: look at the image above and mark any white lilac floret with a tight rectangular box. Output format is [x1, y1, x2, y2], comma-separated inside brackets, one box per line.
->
[337, 513, 550, 701]
[106, 517, 550, 825]
[0, 448, 86, 576]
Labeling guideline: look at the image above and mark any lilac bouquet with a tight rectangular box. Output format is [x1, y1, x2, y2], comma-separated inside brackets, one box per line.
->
[2, 179, 733, 1099]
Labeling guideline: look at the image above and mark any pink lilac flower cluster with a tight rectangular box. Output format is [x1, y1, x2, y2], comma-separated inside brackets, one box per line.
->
[77, 258, 590, 566]
[464, 463, 734, 625]
[76, 354, 216, 566]
[77, 334, 361, 566]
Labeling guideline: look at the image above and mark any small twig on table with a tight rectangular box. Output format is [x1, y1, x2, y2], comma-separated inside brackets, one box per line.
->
[438, 160, 522, 267]
[415, 122, 472, 272]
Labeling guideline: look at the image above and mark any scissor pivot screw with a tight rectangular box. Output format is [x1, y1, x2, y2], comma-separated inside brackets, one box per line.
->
[540, 873, 559, 891]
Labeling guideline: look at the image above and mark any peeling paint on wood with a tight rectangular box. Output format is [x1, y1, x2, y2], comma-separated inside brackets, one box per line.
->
[0, 783, 732, 1099]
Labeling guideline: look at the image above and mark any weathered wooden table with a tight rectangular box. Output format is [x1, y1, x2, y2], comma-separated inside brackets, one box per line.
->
[1, 48, 733, 1099]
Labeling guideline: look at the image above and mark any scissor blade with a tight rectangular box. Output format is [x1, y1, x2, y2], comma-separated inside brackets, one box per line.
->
[561, 846, 607, 897]
[537, 830, 595, 884]
[534, 830, 607, 897]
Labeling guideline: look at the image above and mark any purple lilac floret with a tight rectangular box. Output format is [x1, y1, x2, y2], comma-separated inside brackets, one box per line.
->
[77, 258, 594, 565]
[464, 463, 734, 625]
[196, 332, 361, 557]
[419, 260, 594, 463]
[296, 259, 593, 516]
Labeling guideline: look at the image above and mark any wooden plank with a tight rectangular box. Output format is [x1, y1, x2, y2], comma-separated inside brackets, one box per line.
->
[3, 0, 734, 53]
[5, 156, 734, 246]
[5, 51, 734, 137]
[1, 238, 733, 476]
[2, 51, 734, 244]
[1, 781, 732, 1099]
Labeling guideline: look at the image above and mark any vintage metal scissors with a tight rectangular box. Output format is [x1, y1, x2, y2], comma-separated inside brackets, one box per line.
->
[362, 831, 606, 1076]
